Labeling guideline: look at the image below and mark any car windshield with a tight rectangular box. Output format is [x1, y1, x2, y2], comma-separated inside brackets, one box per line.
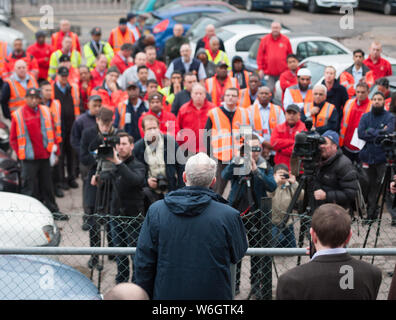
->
[145, 13, 163, 26]
[214, 28, 236, 43]
[187, 17, 218, 39]
[131, 0, 152, 11]
[299, 61, 326, 86]
[248, 38, 261, 60]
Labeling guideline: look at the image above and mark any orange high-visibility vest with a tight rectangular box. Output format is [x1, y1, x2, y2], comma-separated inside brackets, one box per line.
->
[385, 97, 391, 111]
[205, 76, 239, 107]
[110, 27, 135, 54]
[339, 70, 375, 99]
[303, 102, 335, 129]
[117, 101, 128, 129]
[249, 101, 284, 137]
[229, 70, 250, 89]
[13, 105, 55, 160]
[52, 31, 79, 52]
[238, 88, 254, 109]
[50, 82, 80, 117]
[6, 73, 38, 115]
[208, 107, 249, 162]
[48, 99, 62, 144]
[339, 98, 372, 146]
[288, 86, 313, 104]
[0, 41, 7, 78]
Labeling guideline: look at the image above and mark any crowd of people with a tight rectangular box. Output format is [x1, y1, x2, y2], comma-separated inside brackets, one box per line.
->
[0, 13, 396, 300]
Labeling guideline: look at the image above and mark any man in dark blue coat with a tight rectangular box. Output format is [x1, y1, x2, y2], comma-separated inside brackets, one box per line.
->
[133, 152, 248, 300]
[358, 91, 395, 223]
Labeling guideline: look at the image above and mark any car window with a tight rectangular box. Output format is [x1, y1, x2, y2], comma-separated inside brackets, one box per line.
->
[187, 17, 218, 39]
[300, 41, 348, 59]
[215, 29, 236, 43]
[248, 38, 261, 60]
[232, 19, 253, 24]
[173, 12, 200, 24]
[299, 61, 326, 86]
[252, 18, 273, 28]
[296, 42, 308, 60]
[236, 34, 265, 52]
[154, 0, 171, 10]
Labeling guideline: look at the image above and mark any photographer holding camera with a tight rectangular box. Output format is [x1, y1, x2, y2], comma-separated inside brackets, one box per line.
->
[358, 92, 396, 224]
[221, 133, 277, 298]
[313, 130, 359, 210]
[80, 107, 119, 269]
[133, 115, 184, 212]
[105, 132, 146, 284]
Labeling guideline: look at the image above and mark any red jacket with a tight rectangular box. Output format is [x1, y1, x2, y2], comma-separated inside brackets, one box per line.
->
[138, 109, 177, 138]
[10, 104, 57, 160]
[91, 87, 127, 113]
[90, 68, 106, 89]
[51, 31, 81, 53]
[146, 60, 167, 87]
[270, 120, 306, 170]
[26, 42, 52, 80]
[4, 52, 39, 79]
[176, 99, 215, 153]
[110, 53, 134, 74]
[279, 68, 298, 102]
[363, 56, 392, 80]
[256, 34, 292, 76]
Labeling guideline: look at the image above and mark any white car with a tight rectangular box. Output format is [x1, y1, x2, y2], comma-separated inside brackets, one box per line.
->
[293, 0, 358, 13]
[191, 24, 289, 63]
[0, 25, 26, 48]
[0, 192, 61, 247]
[245, 33, 353, 72]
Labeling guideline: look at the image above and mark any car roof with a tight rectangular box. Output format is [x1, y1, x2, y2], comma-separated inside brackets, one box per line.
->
[153, 6, 227, 17]
[0, 191, 52, 215]
[166, 0, 239, 9]
[218, 23, 285, 34]
[300, 54, 352, 74]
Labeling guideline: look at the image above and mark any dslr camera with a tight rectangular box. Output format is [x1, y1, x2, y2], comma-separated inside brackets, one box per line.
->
[97, 133, 120, 160]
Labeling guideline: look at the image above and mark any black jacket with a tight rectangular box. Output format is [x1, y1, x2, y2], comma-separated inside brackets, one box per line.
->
[70, 111, 97, 156]
[321, 79, 349, 129]
[111, 155, 146, 217]
[313, 149, 358, 209]
[133, 134, 185, 191]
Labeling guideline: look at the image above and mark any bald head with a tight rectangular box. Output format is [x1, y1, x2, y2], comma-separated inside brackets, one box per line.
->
[369, 41, 382, 61]
[60, 20, 71, 33]
[271, 22, 281, 39]
[62, 36, 72, 52]
[313, 84, 327, 104]
[134, 52, 147, 66]
[103, 283, 149, 300]
[173, 24, 184, 37]
[205, 24, 215, 38]
[14, 59, 27, 78]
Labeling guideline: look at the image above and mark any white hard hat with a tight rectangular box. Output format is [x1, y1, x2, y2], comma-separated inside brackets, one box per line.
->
[297, 68, 312, 77]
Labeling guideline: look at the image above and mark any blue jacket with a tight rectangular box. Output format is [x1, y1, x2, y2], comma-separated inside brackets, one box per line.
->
[222, 157, 277, 209]
[133, 186, 248, 300]
[358, 109, 395, 164]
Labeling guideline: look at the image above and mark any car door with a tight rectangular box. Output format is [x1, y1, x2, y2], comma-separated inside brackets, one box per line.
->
[235, 34, 265, 61]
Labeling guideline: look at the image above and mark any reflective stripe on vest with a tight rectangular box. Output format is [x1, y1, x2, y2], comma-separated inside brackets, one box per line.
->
[250, 102, 283, 136]
[13, 105, 55, 160]
[238, 88, 251, 109]
[112, 27, 135, 53]
[51, 82, 80, 117]
[209, 107, 249, 161]
[289, 86, 313, 104]
[7, 74, 38, 114]
[339, 99, 372, 146]
[49, 100, 62, 144]
[206, 76, 238, 106]
[53, 32, 78, 51]
[117, 102, 127, 128]
[303, 102, 335, 128]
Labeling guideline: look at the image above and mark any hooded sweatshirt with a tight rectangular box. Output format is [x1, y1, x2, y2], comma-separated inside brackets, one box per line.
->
[133, 186, 248, 300]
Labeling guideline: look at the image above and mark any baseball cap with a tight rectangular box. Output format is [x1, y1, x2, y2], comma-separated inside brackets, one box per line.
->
[297, 68, 311, 77]
[126, 81, 138, 89]
[148, 92, 163, 102]
[107, 66, 120, 75]
[26, 88, 41, 97]
[89, 94, 102, 102]
[286, 104, 300, 113]
[322, 130, 339, 147]
[91, 27, 102, 36]
[59, 54, 71, 63]
[127, 12, 137, 20]
[58, 66, 69, 76]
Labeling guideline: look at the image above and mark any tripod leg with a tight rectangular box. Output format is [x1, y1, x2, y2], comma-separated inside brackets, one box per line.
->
[97, 224, 106, 292]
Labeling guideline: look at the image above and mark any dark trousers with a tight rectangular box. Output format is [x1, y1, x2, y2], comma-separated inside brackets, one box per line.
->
[110, 217, 143, 284]
[342, 147, 360, 164]
[58, 137, 77, 184]
[214, 161, 228, 196]
[21, 159, 58, 212]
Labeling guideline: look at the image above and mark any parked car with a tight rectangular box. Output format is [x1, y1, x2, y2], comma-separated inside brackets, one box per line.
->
[191, 24, 289, 63]
[0, 0, 11, 26]
[145, 6, 232, 58]
[228, 0, 293, 13]
[0, 25, 26, 47]
[0, 192, 61, 247]
[293, 0, 358, 13]
[155, 0, 240, 13]
[368, 76, 396, 99]
[0, 120, 19, 194]
[0, 255, 101, 299]
[185, 12, 286, 41]
[245, 33, 353, 72]
[359, 0, 396, 15]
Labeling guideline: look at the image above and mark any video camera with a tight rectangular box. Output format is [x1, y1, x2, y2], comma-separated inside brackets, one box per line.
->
[375, 131, 396, 154]
[97, 133, 120, 160]
[293, 118, 325, 161]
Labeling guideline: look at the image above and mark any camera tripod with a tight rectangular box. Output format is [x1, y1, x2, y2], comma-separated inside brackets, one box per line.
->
[274, 157, 318, 266]
[361, 152, 396, 264]
[89, 160, 115, 292]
